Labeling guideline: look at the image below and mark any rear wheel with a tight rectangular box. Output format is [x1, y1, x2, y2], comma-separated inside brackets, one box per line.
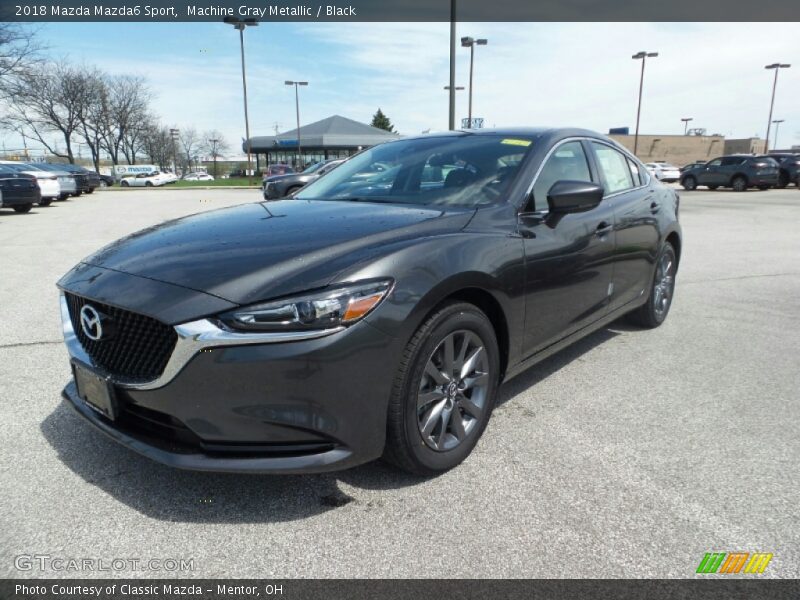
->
[39, 198, 52, 207]
[145, 181, 153, 187]
[384, 302, 500, 475]
[731, 176, 747, 192]
[776, 171, 789, 189]
[627, 242, 677, 329]
[681, 176, 697, 191]
[85, 188, 94, 194]
[13, 204, 32, 213]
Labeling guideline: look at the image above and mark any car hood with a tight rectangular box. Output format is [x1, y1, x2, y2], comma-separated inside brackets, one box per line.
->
[71, 200, 474, 306]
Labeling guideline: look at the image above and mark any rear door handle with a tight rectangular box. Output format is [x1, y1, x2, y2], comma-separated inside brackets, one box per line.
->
[595, 221, 613, 236]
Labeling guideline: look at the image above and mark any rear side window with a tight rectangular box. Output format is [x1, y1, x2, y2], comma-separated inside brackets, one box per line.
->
[592, 142, 634, 194]
[628, 158, 646, 186]
[531, 141, 592, 210]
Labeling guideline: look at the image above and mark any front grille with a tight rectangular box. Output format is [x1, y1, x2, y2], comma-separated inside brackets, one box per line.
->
[65, 292, 177, 382]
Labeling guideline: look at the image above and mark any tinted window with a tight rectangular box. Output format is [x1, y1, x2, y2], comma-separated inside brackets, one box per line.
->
[721, 157, 744, 166]
[707, 159, 722, 167]
[592, 143, 634, 194]
[297, 134, 535, 207]
[531, 141, 592, 210]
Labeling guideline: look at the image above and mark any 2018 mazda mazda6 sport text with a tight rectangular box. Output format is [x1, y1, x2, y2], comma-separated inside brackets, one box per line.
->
[59, 128, 682, 475]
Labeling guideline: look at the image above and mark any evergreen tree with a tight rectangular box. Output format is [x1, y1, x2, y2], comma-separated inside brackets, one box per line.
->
[370, 108, 394, 132]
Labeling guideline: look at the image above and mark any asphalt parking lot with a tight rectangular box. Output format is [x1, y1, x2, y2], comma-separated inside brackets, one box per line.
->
[1, 187, 798, 578]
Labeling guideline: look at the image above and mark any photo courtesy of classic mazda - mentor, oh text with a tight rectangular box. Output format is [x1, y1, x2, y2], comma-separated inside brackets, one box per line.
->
[58, 128, 681, 475]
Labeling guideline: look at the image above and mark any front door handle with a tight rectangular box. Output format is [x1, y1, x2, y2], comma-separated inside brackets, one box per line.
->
[595, 221, 613, 237]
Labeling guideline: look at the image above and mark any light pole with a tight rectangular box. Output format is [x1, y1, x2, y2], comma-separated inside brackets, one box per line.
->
[169, 128, 179, 174]
[632, 51, 658, 156]
[285, 80, 308, 169]
[448, 0, 456, 130]
[764, 63, 790, 154]
[681, 117, 693, 135]
[771, 119, 785, 150]
[224, 16, 258, 183]
[208, 138, 219, 177]
[461, 36, 487, 129]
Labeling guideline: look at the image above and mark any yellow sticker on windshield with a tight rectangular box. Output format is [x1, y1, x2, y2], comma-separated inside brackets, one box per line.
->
[501, 138, 532, 147]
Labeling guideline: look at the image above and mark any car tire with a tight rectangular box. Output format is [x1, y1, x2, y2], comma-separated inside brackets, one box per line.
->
[13, 204, 33, 214]
[121, 180, 129, 187]
[383, 301, 500, 475]
[285, 185, 303, 197]
[86, 188, 94, 194]
[732, 176, 748, 192]
[627, 242, 677, 329]
[39, 198, 52, 207]
[72, 191, 82, 197]
[776, 172, 789, 189]
[145, 182, 153, 187]
[58, 194, 68, 201]
[681, 176, 697, 191]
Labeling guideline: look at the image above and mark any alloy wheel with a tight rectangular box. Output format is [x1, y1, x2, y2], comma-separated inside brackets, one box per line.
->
[653, 251, 675, 321]
[417, 330, 490, 452]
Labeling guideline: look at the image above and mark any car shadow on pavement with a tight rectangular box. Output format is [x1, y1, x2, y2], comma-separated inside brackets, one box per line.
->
[40, 321, 630, 523]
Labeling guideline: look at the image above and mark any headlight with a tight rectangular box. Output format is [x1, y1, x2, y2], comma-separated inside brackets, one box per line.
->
[219, 279, 393, 332]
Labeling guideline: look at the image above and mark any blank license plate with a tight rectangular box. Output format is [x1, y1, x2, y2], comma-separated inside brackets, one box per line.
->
[72, 360, 118, 420]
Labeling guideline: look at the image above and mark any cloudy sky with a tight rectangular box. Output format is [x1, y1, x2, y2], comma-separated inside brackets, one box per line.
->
[11, 21, 800, 156]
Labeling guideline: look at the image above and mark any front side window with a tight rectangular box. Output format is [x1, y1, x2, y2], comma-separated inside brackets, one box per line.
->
[592, 142, 634, 194]
[531, 141, 592, 210]
[296, 134, 536, 208]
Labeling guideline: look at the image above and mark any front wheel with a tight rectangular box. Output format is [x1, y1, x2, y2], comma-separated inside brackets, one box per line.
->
[13, 204, 33, 213]
[384, 302, 500, 475]
[731, 176, 747, 192]
[85, 188, 94, 194]
[121, 180, 129, 187]
[145, 181, 153, 187]
[681, 176, 697, 191]
[627, 242, 677, 329]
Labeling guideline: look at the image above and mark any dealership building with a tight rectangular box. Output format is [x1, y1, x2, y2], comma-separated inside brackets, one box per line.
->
[244, 115, 400, 171]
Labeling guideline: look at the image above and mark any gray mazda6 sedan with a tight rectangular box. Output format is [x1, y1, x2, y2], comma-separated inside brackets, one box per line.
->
[59, 128, 682, 475]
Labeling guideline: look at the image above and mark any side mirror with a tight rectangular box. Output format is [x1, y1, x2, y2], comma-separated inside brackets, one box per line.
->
[547, 180, 604, 214]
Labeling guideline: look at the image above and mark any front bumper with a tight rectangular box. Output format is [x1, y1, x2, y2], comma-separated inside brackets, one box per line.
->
[60, 293, 401, 473]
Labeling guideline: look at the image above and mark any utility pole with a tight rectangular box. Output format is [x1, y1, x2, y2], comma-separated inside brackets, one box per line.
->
[632, 51, 658, 156]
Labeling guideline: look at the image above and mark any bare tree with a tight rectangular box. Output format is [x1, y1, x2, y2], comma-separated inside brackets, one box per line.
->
[75, 68, 108, 171]
[140, 120, 173, 170]
[1, 61, 93, 163]
[0, 23, 42, 84]
[178, 126, 200, 172]
[201, 130, 229, 177]
[95, 75, 150, 165]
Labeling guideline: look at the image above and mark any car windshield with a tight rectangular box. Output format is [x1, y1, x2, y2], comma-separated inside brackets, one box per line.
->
[295, 133, 536, 207]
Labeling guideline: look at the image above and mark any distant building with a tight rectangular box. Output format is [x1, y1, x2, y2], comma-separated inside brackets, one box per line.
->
[244, 115, 400, 170]
[609, 134, 768, 165]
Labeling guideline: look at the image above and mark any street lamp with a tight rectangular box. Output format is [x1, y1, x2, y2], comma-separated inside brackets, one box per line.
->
[771, 119, 785, 150]
[208, 138, 219, 177]
[224, 16, 258, 183]
[285, 80, 308, 169]
[461, 36, 488, 129]
[681, 117, 693, 135]
[631, 51, 658, 156]
[169, 128, 179, 174]
[764, 63, 790, 154]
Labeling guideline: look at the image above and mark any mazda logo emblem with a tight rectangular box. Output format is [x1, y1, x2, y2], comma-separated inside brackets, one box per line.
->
[79, 305, 104, 341]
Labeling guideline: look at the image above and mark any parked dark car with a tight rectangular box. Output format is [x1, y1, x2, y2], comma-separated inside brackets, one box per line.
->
[261, 164, 296, 180]
[768, 153, 800, 188]
[96, 173, 115, 187]
[58, 128, 681, 476]
[680, 161, 707, 173]
[680, 155, 780, 191]
[50, 164, 101, 194]
[0, 165, 41, 213]
[263, 158, 345, 199]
